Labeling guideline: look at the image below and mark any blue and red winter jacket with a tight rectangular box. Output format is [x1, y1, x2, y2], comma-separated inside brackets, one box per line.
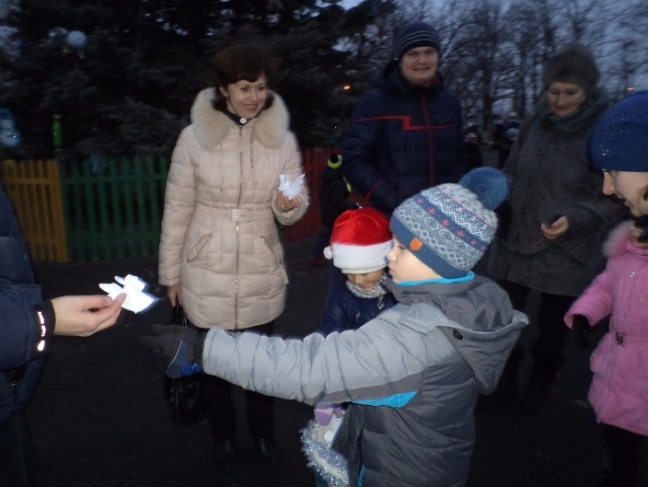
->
[341, 61, 465, 214]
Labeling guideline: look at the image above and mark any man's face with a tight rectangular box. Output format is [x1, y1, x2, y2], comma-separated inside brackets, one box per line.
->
[399, 46, 439, 87]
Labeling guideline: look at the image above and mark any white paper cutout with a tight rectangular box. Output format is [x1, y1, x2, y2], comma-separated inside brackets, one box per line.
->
[278, 173, 304, 200]
[99, 274, 158, 314]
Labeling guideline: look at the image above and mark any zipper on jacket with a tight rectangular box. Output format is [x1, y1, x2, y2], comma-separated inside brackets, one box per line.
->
[233, 126, 245, 328]
[260, 236, 289, 285]
[421, 92, 436, 186]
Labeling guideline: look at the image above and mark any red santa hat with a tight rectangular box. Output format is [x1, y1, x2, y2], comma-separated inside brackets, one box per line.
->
[323, 207, 393, 274]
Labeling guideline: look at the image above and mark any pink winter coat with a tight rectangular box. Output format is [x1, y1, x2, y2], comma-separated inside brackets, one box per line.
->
[564, 221, 648, 436]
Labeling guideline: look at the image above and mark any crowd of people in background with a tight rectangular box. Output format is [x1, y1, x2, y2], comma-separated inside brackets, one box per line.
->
[2, 16, 647, 487]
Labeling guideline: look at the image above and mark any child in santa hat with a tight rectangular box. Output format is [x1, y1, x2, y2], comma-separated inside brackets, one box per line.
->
[308, 207, 398, 485]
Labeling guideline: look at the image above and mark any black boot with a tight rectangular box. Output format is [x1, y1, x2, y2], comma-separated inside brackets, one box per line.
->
[519, 365, 553, 413]
[214, 438, 237, 467]
[254, 437, 279, 465]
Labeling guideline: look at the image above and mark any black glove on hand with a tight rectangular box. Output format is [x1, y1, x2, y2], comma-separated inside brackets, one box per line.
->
[571, 315, 590, 350]
[140, 325, 205, 378]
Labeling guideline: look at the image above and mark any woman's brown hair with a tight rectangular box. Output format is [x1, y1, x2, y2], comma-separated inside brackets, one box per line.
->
[208, 43, 281, 112]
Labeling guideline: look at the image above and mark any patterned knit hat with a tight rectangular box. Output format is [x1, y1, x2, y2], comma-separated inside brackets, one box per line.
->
[589, 90, 648, 172]
[324, 208, 392, 274]
[394, 22, 441, 61]
[390, 167, 508, 278]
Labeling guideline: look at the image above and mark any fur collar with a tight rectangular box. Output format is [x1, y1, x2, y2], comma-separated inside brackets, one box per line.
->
[190, 88, 290, 150]
[604, 221, 648, 259]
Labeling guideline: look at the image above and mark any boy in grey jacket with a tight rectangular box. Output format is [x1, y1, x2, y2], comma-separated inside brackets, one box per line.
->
[143, 167, 528, 487]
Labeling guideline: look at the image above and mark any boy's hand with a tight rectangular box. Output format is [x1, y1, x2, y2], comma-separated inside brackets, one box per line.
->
[140, 325, 205, 378]
[571, 315, 590, 349]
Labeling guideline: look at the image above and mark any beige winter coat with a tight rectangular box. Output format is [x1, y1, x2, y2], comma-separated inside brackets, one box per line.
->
[158, 88, 309, 329]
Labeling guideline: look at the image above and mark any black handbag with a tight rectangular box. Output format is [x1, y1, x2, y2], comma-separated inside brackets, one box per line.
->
[167, 305, 206, 424]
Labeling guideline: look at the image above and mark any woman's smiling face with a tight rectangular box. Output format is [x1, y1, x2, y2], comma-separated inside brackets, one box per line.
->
[546, 81, 587, 117]
[220, 74, 268, 120]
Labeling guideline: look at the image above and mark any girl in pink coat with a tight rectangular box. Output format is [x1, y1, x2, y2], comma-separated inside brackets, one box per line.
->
[565, 220, 648, 487]
[582, 89, 648, 486]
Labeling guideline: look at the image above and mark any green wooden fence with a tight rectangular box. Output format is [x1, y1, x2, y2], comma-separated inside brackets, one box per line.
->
[60, 155, 169, 261]
[3, 148, 332, 262]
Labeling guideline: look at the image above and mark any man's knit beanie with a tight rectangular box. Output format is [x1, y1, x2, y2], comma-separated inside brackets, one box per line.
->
[390, 167, 508, 278]
[542, 43, 600, 97]
[589, 90, 648, 172]
[394, 22, 441, 61]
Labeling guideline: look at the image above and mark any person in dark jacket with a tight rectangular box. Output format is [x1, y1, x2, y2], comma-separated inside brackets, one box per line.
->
[485, 44, 627, 412]
[340, 22, 465, 215]
[143, 167, 529, 487]
[310, 154, 357, 266]
[0, 182, 126, 486]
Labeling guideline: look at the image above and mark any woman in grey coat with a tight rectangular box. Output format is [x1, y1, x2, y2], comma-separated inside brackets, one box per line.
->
[486, 44, 626, 411]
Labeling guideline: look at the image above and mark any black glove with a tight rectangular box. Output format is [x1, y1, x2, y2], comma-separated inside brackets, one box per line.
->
[140, 325, 205, 378]
[571, 315, 590, 350]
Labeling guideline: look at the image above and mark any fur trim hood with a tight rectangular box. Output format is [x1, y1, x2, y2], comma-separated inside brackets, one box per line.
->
[190, 88, 290, 150]
[604, 220, 648, 259]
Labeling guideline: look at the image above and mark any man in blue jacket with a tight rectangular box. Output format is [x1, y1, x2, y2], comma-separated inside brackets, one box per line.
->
[341, 22, 465, 215]
[0, 183, 125, 486]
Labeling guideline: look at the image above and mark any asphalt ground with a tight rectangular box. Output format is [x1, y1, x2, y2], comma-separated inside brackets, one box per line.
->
[22, 149, 635, 487]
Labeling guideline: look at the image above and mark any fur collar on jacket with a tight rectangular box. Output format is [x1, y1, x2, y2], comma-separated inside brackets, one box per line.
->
[604, 220, 648, 259]
[190, 88, 290, 150]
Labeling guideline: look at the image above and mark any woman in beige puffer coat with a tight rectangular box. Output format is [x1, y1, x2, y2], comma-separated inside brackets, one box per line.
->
[158, 43, 309, 466]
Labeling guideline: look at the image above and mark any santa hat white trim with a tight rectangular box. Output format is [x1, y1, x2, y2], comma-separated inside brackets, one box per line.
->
[324, 240, 392, 274]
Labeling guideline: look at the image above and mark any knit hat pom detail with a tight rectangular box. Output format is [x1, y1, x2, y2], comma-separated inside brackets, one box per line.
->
[458, 167, 508, 210]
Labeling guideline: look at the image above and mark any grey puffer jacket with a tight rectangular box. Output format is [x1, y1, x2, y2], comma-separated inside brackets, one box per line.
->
[202, 276, 528, 486]
[158, 89, 309, 329]
[488, 93, 626, 296]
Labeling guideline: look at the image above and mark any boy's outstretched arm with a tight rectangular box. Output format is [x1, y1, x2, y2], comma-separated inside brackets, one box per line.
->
[141, 307, 444, 407]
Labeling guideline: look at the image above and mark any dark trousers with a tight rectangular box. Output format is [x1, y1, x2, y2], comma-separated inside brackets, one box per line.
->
[311, 225, 332, 260]
[601, 424, 646, 486]
[200, 321, 276, 441]
[0, 413, 35, 487]
[499, 280, 575, 385]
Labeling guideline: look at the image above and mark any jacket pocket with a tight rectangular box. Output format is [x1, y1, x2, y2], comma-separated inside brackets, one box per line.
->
[260, 235, 289, 285]
[185, 233, 213, 267]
